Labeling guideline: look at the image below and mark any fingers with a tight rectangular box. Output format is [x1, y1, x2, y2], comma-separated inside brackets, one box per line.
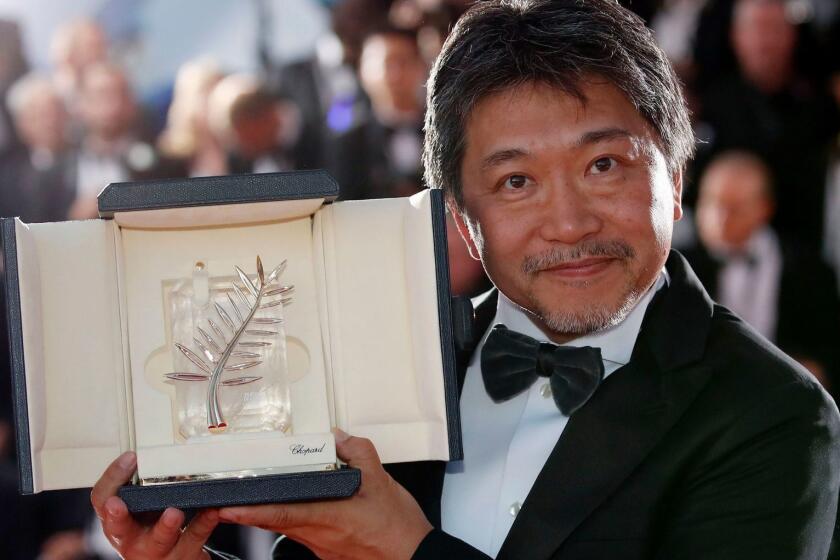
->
[100, 496, 142, 548]
[174, 509, 220, 556]
[145, 508, 185, 556]
[333, 429, 382, 474]
[219, 503, 319, 531]
[91, 452, 137, 517]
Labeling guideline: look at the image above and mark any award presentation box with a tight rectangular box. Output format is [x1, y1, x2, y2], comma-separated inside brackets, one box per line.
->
[3, 170, 465, 512]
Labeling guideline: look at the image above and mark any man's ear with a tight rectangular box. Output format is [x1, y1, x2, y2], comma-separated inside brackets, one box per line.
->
[672, 170, 684, 221]
[446, 198, 482, 261]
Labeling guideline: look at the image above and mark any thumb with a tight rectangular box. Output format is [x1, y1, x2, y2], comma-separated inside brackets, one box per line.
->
[333, 429, 383, 473]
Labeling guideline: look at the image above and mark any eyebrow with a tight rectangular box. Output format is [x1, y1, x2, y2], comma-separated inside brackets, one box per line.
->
[479, 127, 639, 171]
[480, 148, 529, 171]
[575, 127, 634, 147]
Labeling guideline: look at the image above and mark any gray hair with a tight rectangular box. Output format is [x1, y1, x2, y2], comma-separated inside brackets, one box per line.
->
[423, 0, 695, 207]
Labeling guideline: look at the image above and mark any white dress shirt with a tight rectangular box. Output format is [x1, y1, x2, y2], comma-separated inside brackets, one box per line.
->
[716, 227, 782, 341]
[441, 271, 667, 557]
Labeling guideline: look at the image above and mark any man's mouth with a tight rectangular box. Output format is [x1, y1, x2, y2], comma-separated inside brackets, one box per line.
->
[540, 256, 617, 278]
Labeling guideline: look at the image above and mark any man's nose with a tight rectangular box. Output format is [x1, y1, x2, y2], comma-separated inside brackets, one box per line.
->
[537, 182, 603, 244]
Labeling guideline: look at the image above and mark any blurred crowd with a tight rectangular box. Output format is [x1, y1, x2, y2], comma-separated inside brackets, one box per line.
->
[0, 0, 839, 558]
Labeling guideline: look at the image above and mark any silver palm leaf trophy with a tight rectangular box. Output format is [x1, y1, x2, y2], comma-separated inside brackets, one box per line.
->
[165, 257, 293, 436]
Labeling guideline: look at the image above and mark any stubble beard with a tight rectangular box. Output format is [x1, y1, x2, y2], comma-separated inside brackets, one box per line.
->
[521, 240, 645, 337]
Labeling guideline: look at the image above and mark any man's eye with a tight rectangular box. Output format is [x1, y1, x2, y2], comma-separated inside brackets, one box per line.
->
[503, 175, 529, 189]
[589, 157, 616, 174]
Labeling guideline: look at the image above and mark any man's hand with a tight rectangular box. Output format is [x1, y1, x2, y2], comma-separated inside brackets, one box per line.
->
[90, 451, 219, 559]
[218, 430, 433, 560]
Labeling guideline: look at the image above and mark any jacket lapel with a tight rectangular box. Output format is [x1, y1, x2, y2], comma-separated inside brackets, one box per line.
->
[497, 251, 716, 560]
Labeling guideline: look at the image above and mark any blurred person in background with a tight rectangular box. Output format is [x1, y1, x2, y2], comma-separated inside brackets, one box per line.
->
[228, 87, 300, 174]
[50, 19, 109, 115]
[0, 73, 76, 222]
[269, 0, 390, 170]
[207, 73, 299, 175]
[157, 58, 227, 178]
[683, 151, 840, 392]
[73, 61, 136, 218]
[0, 19, 28, 157]
[696, 0, 839, 251]
[72, 62, 176, 219]
[330, 26, 427, 199]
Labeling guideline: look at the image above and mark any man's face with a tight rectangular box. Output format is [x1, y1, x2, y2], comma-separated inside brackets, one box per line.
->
[732, 0, 796, 89]
[18, 89, 68, 153]
[360, 34, 427, 112]
[453, 81, 681, 341]
[696, 159, 773, 252]
[80, 68, 136, 139]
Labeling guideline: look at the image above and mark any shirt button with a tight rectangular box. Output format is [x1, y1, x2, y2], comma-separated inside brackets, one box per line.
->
[539, 383, 552, 398]
[509, 501, 522, 518]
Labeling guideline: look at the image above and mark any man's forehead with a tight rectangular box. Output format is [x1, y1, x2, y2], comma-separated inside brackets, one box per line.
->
[463, 81, 659, 160]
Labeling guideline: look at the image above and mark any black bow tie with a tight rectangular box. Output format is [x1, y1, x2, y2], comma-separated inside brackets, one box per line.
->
[480, 324, 605, 416]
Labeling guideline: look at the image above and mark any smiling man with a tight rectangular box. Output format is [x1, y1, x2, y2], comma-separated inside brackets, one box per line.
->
[453, 80, 673, 341]
[91, 1, 840, 559]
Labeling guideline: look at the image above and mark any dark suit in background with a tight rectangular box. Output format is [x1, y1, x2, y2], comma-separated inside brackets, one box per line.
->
[682, 242, 840, 394]
[329, 118, 424, 201]
[0, 147, 76, 223]
[269, 57, 369, 174]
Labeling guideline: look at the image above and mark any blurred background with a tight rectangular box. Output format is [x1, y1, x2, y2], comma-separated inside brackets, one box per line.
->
[0, 0, 838, 558]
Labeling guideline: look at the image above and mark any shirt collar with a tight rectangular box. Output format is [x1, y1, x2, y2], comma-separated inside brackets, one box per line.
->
[493, 269, 668, 370]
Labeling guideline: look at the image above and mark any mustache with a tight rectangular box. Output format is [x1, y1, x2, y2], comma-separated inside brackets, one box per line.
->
[522, 240, 635, 274]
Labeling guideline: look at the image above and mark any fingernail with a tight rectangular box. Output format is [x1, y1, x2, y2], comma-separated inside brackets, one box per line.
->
[117, 451, 136, 471]
[162, 508, 182, 528]
[332, 428, 350, 443]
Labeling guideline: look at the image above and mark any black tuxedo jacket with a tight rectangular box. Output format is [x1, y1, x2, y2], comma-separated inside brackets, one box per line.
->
[274, 252, 840, 559]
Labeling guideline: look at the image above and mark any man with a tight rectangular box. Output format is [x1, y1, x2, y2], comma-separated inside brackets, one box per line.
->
[91, 1, 840, 559]
[50, 19, 109, 111]
[330, 26, 428, 200]
[1, 73, 76, 223]
[268, 0, 390, 170]
[695, 0, 838, 250]
[684, 151, 840, 392]
[226, 86, 297, 175]
[72, 63, 182, 219]
[72, 63, 140, 219]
